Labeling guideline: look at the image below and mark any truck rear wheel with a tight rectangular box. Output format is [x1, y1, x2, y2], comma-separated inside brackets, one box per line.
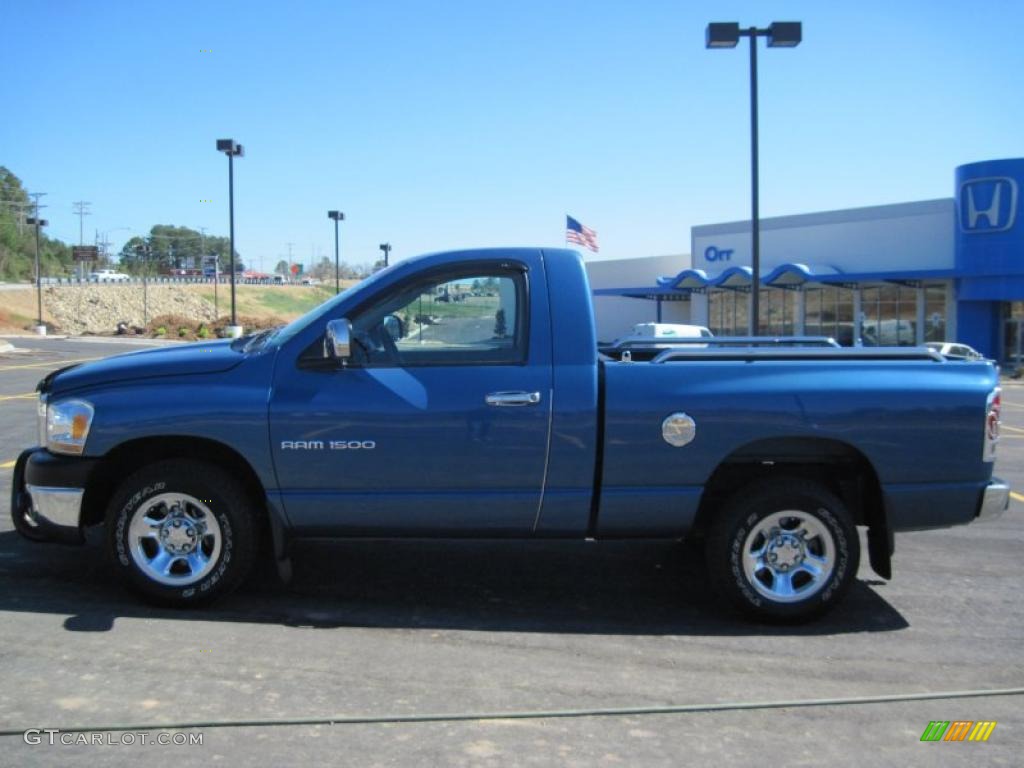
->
[104, 459, 256, 606]
[705, 478, 859, 622]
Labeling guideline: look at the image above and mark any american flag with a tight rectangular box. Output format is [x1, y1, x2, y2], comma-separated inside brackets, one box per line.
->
[566, 215, 599, 252]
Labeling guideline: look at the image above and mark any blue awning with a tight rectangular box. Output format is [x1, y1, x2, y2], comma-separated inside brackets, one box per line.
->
[657, 262, 960, 290]
[657, 268, 712, 289]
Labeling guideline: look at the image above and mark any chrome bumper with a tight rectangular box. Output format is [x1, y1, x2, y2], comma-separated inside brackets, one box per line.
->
[977, 479, 1010, 522]
[25, 484, 84, 528]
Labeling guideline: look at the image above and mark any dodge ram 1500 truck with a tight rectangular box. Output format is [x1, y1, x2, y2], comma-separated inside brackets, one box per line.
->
[11, 248, 1009, 621]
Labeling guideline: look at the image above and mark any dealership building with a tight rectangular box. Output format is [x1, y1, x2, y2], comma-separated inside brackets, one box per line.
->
[587, 158, 1024, 365]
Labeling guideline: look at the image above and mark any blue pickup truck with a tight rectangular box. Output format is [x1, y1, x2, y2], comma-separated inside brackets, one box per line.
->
[11, 248, 1009, 621]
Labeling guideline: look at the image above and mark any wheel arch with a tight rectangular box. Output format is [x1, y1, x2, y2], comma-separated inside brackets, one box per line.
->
[692, 436, 891, 578]
[82, 436, 280, 549]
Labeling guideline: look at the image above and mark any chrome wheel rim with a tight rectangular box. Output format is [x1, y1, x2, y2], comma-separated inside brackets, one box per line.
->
[741, 510, 835, 603]
[128, 493, 222, 586]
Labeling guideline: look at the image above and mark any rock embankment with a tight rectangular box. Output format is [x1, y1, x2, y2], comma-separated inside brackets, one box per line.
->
[44, 285, 217, 335]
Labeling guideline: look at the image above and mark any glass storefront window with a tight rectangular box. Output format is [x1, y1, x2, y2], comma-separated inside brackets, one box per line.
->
[924, 284, 947, 342]
[758, 287, 795, 336]
[709, 281, 950, 345]
[708, 289, 751, 336]
[802, 286, 854, 344]
[862, 284, 917, 346]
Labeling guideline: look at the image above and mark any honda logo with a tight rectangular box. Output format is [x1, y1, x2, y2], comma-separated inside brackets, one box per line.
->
[959, 177, 1018, 233]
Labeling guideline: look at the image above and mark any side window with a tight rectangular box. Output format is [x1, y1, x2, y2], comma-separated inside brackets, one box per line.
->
[351, 270, 526, 366]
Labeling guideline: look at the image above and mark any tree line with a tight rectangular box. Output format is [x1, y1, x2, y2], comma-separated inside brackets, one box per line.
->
[0, 167, 73, 280]
[1, 165, 383, 281]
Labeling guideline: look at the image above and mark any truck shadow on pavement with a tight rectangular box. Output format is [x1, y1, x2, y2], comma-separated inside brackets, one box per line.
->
[0, 531, 908, 636]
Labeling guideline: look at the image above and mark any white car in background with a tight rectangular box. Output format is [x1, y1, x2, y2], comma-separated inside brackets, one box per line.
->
[926, 341, 986, 361]
[88, 269, 131, 282]
[611, 322, 713, 346]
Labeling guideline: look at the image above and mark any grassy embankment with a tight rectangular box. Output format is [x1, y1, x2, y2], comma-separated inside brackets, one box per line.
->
[187, 283, 347, 321]
[0, 282, 360, 334]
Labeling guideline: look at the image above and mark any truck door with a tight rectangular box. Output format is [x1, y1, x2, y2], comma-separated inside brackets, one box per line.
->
[268, 262, 553, 536]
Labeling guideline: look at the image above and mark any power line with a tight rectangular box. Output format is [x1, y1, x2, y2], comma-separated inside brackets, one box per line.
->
[72, 201, 92, 246]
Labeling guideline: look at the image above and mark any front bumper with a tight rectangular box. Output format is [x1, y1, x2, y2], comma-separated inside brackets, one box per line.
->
[977, 478, 1010, 522]
[11, 448, 97, 544]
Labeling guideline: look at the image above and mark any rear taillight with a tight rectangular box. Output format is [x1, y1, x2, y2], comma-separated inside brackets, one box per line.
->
[983, 388, 1001, 462]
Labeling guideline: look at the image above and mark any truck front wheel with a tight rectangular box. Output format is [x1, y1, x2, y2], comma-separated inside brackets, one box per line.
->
[104, 459, 257, 606]
[705, 478, 860, 622]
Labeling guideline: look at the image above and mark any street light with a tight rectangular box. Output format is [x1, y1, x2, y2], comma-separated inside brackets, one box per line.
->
[216, 138, 244, 336]
[327, 210, 345, 294]
[26, 216, 48, 334]
[706, 21, 802, 335]
[379, 242, 391, 269]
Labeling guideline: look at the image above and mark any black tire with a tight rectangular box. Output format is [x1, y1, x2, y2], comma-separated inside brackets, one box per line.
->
[105, 459, 257, 606]
[705, 478, 859, 622]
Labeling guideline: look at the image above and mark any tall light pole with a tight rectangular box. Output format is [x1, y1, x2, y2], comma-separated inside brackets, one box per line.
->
[26, 215, 48, 334]
[706, 21, 801, 335]
[216, 139, 244, 336]
[328, 211, 345, 294]
[379, 242, 391, 269]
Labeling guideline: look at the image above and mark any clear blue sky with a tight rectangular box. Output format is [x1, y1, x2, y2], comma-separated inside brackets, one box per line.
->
[3, 0, 1022, 270]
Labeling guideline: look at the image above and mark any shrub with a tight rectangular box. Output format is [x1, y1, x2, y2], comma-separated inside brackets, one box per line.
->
[155, 326, 167, 336]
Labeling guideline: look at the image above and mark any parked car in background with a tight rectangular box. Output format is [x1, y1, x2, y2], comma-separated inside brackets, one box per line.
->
[926, 342, 986, 361]
[88, 269, 131, 282]
[612, 323, 713, 346]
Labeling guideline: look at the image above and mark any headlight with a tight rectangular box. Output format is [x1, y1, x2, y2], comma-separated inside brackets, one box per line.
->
[46, 399, 94, 456]
[37, 394, 47, 446]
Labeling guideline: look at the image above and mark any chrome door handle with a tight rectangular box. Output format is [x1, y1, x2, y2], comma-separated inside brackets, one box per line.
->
[486, 391, 542, 407]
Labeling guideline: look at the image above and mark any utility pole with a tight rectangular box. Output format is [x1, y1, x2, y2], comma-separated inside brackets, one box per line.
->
[73, 201, 92, 280]
[72, 201, 92, 245]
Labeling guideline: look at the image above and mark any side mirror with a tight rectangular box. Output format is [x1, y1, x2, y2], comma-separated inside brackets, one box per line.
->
[324, 318, 353, 362]
[383, 314, 405, 341]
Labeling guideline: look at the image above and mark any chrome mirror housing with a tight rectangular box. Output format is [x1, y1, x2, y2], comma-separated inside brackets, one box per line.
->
[324, 318, 353, 361]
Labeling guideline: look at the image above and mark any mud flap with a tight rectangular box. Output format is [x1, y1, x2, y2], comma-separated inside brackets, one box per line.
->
[867, 521, 893, 580]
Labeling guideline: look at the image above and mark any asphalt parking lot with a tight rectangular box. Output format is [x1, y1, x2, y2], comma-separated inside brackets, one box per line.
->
[0, 336, 1021, 766]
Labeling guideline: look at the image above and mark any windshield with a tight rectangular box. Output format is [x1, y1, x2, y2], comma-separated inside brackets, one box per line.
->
[266, 264, 399, 347]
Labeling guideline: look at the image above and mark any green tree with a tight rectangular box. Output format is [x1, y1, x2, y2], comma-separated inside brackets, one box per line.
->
[0, 166, 73, 280]
[119, 225, 240, 274]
